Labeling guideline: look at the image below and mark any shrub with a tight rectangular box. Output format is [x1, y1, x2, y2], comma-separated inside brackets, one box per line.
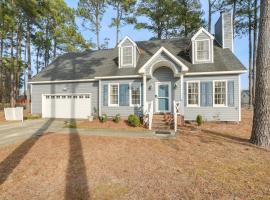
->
[99, 114, 108, 123]
[196, 115, 203, 126]
[113, 114, 121, 123]
[128, 114, 141, 127]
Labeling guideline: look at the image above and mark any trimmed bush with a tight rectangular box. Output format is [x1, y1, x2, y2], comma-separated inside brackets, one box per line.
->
[196, 115, 203, 126]
[113, 114, 121, 123]
[128, 114, 141, 127]
[99, 114, 108, 123]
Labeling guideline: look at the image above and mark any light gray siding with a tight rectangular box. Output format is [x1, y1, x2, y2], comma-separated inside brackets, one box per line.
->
[101, 79, 143, 117]
[184, 75, 240, 121]
[223, 13, 233, 51]
[31, 82, 99, 116]
[192, 32, 214, 64]
[146, 67, 181, 113]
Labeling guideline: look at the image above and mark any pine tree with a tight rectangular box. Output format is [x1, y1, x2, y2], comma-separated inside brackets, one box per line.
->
[250, 0, 270, 148]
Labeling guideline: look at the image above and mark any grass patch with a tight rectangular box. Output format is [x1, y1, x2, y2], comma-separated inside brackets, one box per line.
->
[64, 121, 77, 128]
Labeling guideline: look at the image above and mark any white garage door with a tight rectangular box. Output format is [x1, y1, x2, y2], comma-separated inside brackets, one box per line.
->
[42, 93, 92, 119]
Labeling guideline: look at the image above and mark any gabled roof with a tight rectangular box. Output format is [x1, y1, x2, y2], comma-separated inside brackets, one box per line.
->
[138, 46, 189, 73]
[117, 36, 137, 47]
[30, 38, 246, 82]
[191, 27, 215, 41]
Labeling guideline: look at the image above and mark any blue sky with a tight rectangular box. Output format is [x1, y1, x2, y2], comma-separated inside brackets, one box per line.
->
[65, 0, 249, 89]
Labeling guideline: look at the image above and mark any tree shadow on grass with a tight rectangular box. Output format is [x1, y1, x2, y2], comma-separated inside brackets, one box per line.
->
[201, 129, 249, 144]
[65, 122, 90, 200]
[0, 119, 54, 185]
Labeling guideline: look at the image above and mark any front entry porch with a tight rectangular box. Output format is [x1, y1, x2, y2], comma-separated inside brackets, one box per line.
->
[141, 62, 185, 132]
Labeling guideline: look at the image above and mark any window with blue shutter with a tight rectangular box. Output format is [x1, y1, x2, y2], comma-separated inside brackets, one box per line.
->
[200, 82, 213, 107]
[119, 84, 129, 106]
[103, 84, 108, 106]
[228, 81, 234, 106]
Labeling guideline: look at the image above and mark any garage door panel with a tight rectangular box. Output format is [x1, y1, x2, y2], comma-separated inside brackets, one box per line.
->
[42, 94, 91, 119]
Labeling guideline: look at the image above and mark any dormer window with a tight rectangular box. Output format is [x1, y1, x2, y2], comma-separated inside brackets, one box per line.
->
[191, 28, 214, 64]
[122, 46, 133, 66]
[196, 40, 210, 62]
[118, 36, 140, 68]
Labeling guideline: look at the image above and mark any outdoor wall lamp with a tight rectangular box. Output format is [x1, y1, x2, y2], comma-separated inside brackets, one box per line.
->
[174, 83, 178, 89]
[148, 84, 153, 90]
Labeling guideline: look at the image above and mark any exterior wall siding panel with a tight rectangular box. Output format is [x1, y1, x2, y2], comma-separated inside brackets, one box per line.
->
[101, 79, 143, 117]
[184, 75, 240, 121]
[31, 82, 99, 116]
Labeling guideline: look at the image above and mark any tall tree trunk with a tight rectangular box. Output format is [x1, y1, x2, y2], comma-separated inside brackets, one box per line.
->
[24, 40, 27, 96]
[36, 47, 40, 73]
[0, 30, 3, 105]
[96, 14, 100, 50]
[115, 4, 120, 46]
[44, 21, 49, 67]
[53, 39, 57, 59]
[16, 23, 22, 98]
[208, 0, 212, 33]
[252, 0, 258, 105]
[248, 0, 253, 108]
[26, 20, 31, 111]
[10, 28, 15, 107]
[250, 0, 270, 148]
[232, 0, 236, 38]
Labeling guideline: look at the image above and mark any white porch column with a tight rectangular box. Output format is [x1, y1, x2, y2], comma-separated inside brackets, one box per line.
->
[143, 74, 147, 113]
[180, 74, 184, 115]
[98, 79, 101, 117]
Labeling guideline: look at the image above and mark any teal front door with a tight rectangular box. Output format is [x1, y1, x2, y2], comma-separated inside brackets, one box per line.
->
[156, 82, 171, 112]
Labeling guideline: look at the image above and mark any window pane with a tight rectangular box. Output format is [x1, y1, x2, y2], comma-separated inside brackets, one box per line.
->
[188, 82, 199, 105]
[122, 47, 133, 65]
[214, 81, 226, 105]
[110, 85, 119, 105]
[196, 40, 210, 61]
[131, 87, 140, 105]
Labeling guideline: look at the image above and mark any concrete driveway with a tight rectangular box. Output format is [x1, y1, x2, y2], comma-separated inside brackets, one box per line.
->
[0, 119, 162, 147]
[0, 119, 65, 146]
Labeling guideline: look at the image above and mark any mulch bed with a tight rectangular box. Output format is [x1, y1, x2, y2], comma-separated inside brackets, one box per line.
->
[77, 119, 147, 131]
[0, 108, 269, 200]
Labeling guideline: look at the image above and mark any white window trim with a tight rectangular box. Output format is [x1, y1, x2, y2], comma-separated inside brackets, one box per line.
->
[213, 80, 227, 107]
[108, 83, 119, 107]
[186, 81, 200, 107]
[129, 83, 141, 107]
[121, 46, 134, 67]
[195, 39, 211, 62]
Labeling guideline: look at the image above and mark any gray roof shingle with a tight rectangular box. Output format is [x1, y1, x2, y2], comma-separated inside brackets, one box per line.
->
[30, 38, 246, 82]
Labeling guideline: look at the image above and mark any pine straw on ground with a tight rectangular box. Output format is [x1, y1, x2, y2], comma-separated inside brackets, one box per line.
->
[77, 119, 147, 131]
[0, 108, 269, 200]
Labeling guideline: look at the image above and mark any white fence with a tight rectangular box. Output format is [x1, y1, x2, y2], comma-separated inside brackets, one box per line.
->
[4, 107, 24, 122]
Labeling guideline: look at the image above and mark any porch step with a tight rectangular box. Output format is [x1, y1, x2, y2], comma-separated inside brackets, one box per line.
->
[152, 114, 173, 130]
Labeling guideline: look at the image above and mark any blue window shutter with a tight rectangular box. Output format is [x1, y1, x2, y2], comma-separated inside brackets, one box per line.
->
[103, 84, 108, 106]
[207, 82, 213, 106]
[228, 81, 234, 106]
[200, 82, 207, 106]
[184, 82, 187, 106]
[119, 84, 129, 106]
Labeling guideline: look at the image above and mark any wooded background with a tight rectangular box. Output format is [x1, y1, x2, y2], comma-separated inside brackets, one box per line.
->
[0, 0, 260, 109]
